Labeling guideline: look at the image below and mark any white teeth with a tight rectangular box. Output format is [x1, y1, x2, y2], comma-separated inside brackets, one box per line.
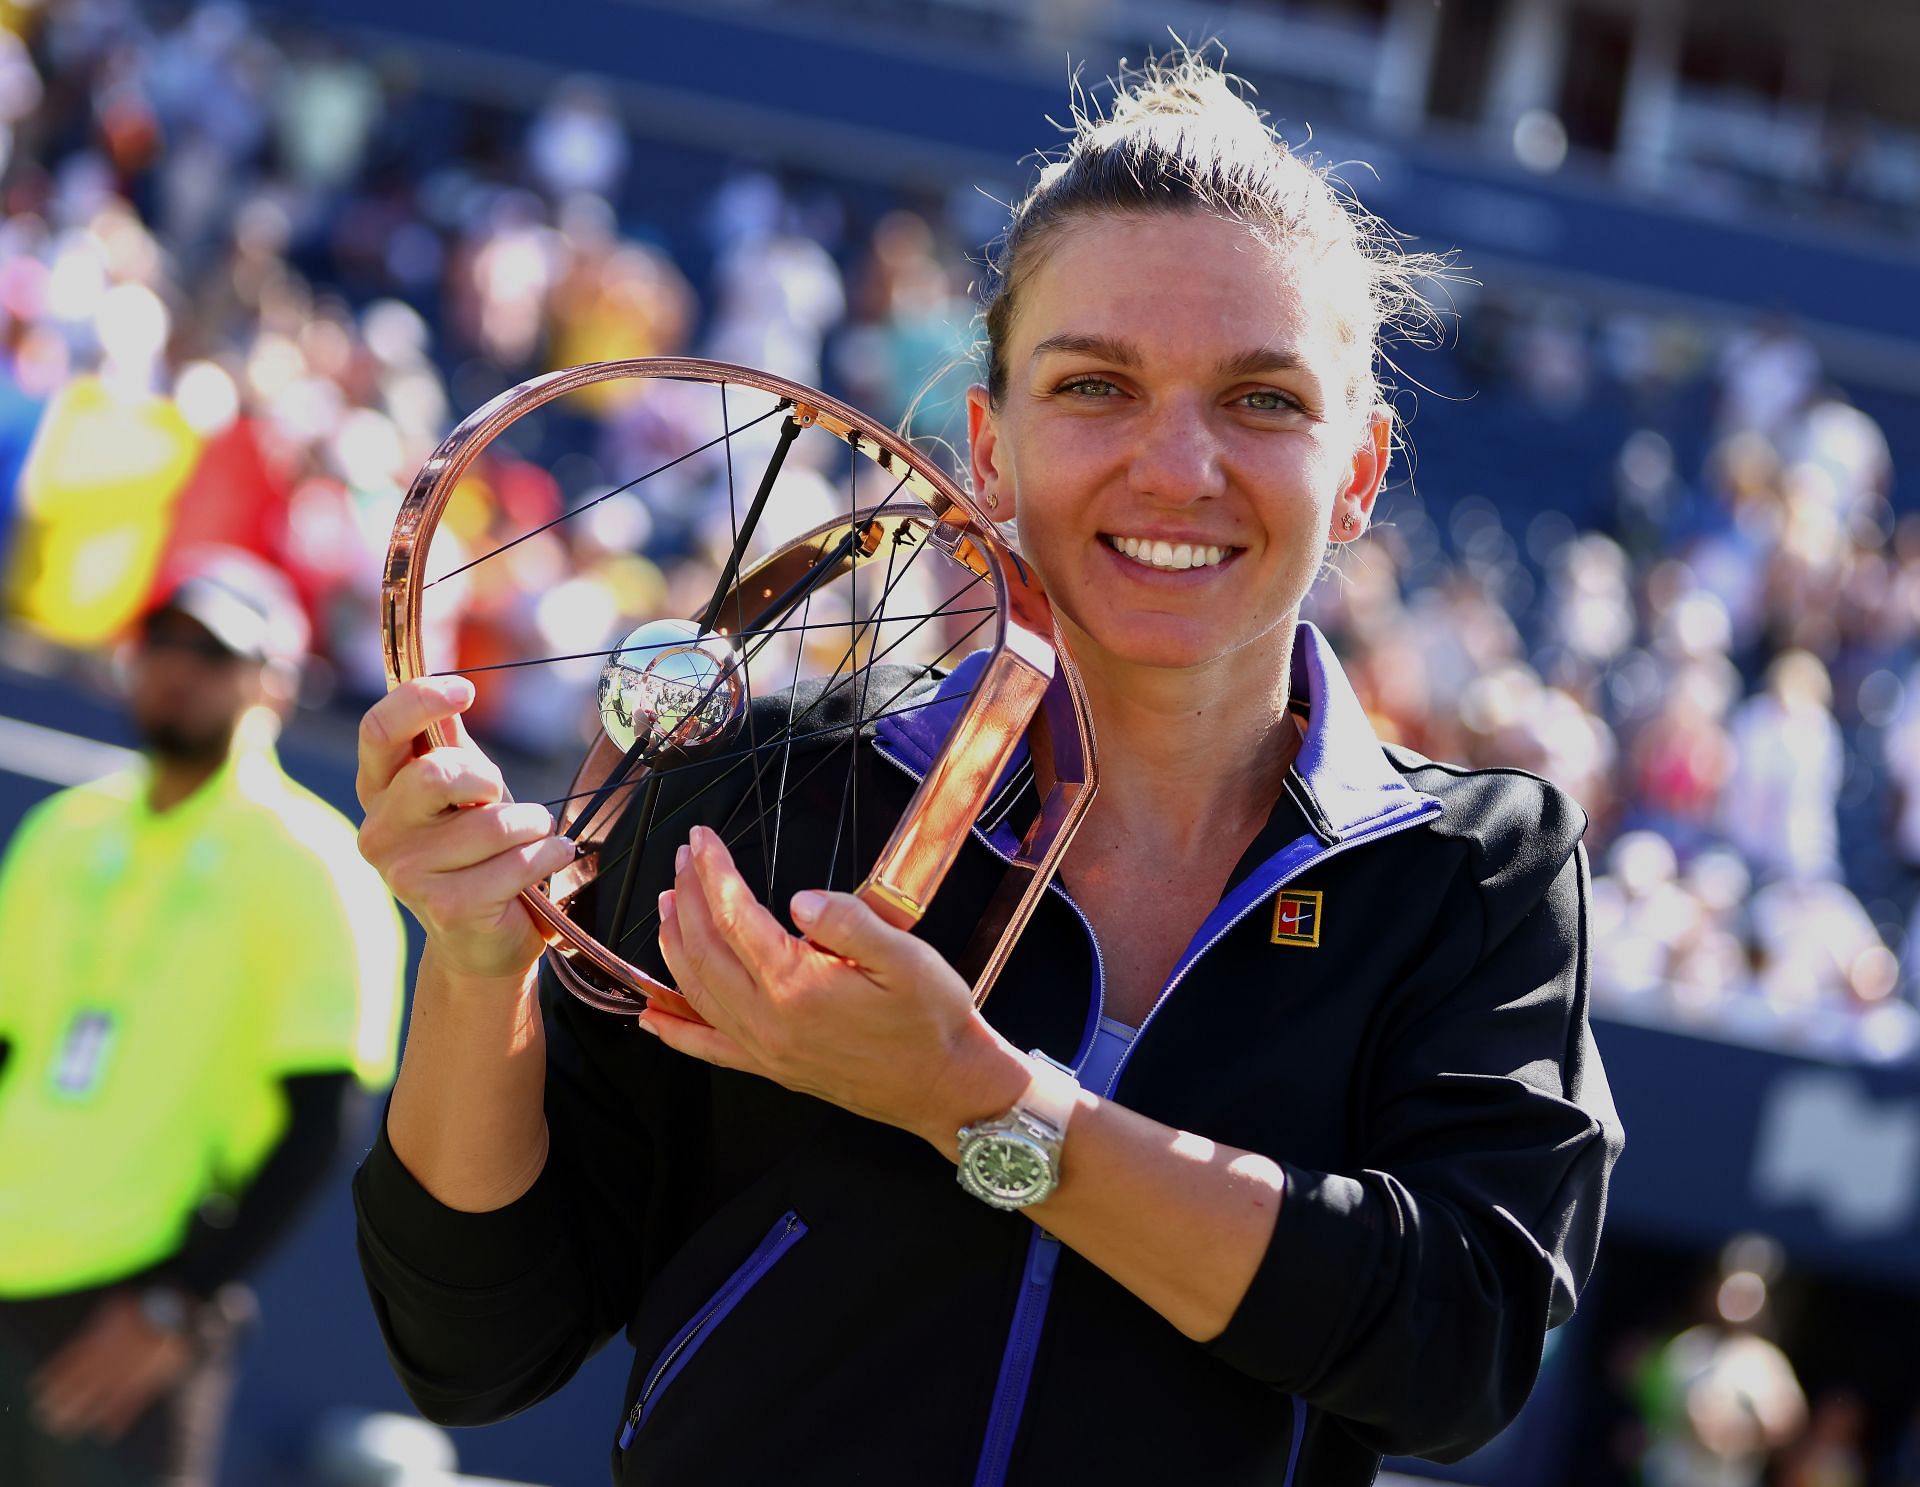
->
[1108, 535, 1232, 571]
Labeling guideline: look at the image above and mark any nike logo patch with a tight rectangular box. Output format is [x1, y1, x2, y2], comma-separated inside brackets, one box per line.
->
[1271, 889, 1322, 947]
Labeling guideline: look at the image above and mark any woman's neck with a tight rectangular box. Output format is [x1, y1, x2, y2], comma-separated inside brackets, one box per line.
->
[1056, 626, 1302, 859]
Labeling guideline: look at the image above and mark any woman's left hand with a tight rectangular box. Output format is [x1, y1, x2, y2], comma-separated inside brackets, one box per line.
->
[646, 825, 1026, 1148]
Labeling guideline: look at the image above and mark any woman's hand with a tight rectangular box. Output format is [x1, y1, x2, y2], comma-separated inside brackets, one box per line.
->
[646, 825, 1028, 1148]
[355, 676, 578, 983]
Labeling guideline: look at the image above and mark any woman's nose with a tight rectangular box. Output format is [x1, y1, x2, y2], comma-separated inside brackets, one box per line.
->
[1126, 400, 1225, 506]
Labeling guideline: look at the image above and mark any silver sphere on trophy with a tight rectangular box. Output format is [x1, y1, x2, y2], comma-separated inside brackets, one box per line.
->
[597, 618, 745, 757]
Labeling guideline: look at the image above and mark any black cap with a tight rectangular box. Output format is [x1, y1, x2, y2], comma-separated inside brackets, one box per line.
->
[149, 547, 310, 665]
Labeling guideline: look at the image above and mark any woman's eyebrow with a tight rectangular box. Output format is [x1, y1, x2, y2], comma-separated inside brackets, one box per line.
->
[1032, 334, 1312, 384]
[1215, 346, 1309, 381]
[1032, 332, 1139, 364]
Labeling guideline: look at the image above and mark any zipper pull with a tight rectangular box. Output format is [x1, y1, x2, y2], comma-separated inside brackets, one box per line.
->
[618, 1400, 644, 1450]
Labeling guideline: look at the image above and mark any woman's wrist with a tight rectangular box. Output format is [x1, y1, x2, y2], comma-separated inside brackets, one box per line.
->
[420, 939, 543, 1004]
[911, 1022, 1041, 1162]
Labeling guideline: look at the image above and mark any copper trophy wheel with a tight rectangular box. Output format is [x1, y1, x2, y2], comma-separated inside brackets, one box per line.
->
[382, 358, 1095, 1022]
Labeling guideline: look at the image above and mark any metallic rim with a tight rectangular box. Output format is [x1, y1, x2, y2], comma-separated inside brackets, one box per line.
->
[382, 358, 1096, 1019]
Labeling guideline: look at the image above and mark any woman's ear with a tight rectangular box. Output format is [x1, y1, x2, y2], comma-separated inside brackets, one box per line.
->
[965, 384, 1012, 521]
[1329, 405, 1392, 543]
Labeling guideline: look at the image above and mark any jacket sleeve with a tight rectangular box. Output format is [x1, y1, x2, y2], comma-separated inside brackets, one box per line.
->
[1205, 795, 1623, 1462]
[352, 981, 683, 1426]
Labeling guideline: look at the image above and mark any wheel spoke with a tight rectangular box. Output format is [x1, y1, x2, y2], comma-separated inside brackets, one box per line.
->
[603, 581, 991, 853]
[602, 604, 997, 949]
[611, 614, 995, 953]
[698, 409, 803, 637]
[424, 402, 787, 591]
[720, 384, 777, 906]
[605, 771, 665, 948]
[423, 608, 995, 677]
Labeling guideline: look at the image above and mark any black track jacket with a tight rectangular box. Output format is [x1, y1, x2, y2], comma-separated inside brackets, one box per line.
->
[355, 624, 1624, 1485]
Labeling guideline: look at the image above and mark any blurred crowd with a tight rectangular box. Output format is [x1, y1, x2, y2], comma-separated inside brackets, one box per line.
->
[1308, 292, 1920, 1065]
[3, 0, 1920, 1069]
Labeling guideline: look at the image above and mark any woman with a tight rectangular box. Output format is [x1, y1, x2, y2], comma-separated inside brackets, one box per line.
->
[353, 56, 1622, 1485]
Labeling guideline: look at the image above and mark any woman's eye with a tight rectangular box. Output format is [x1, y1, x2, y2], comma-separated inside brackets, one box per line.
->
[1239, 389, 1302, 414]
[1059, 377, 1122, 399]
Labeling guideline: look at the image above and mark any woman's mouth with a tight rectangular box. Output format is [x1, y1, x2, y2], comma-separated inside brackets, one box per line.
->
[1101, 534, 1238, 572]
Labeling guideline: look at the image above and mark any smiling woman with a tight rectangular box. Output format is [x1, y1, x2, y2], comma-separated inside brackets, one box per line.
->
[351, 50, 1623, 1487]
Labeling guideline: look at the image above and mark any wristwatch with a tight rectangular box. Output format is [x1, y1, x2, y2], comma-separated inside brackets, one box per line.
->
[137, 1285, 202, 1339]
[135, 1282, 254, 1348]
[955, 1050, 1080, 1210]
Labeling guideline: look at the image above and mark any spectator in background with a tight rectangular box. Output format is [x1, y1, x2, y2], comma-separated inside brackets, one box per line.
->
[1716, 310, 1820, 443]
[834, 208, 976, 451]
[0, 548, 405, 1486]
[1633, 1247, 1807, 1487]
[1625, 657, 1737, 854]
[1718, 649, 1845, 883]
[1780, 387, 1892, 534]
[1882, 655, 1920, 879]
[702, 171, 846, 387]
[525, 77, 628, 204]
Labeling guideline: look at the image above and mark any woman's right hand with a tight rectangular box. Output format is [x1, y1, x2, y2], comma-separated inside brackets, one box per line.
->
[355, 675, 579, 982]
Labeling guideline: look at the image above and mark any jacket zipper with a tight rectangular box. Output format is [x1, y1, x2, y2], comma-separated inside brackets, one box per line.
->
[617, 1210, 807, 1449]
[875, 742, 1110, 1487]
[970, 1231, 1061, 1487]
[877, 735, 1439, 1485]
[1282, 1389, 1309, 1487]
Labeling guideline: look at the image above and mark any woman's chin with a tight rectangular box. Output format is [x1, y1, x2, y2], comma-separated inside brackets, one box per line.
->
[1061, 617, 1254, 676]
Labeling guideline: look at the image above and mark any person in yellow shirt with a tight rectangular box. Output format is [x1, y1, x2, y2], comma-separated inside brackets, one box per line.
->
[0, 547, 405, 1487]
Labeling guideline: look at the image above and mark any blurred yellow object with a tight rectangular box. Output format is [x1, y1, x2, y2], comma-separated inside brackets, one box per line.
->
[546, 247, 688, 415]
[0, 2, 41, 38]
[441, 468, 498, 547]
[0, 740, 405, 1295]
[4, 376, 203, 647]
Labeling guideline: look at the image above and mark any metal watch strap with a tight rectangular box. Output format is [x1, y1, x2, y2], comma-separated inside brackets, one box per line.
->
[1017, 1048, 1079, 1140]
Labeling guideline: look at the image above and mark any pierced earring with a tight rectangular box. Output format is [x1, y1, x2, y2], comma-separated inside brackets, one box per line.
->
[1341, 512, 1358, 534]
[984, 490, 999, 511]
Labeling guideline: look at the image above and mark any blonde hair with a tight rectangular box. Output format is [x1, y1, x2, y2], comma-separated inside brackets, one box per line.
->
[981, 49, 1453, 415]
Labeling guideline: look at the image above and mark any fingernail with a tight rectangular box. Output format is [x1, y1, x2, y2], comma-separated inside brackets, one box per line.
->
[637, 1016, 661, 1037]
[674, 845, 689, 873]
[658, 890, 676, 923]
[441, 675, 474, 703]
[790, 890, 825, 927]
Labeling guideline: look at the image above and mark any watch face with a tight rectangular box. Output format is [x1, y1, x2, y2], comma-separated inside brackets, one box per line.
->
[138, 1288, 192, 1336]
[961, 1133, 1051, 1207]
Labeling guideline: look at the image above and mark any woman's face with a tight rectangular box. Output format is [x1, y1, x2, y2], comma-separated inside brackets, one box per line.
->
[968, 210, 1389, 679]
